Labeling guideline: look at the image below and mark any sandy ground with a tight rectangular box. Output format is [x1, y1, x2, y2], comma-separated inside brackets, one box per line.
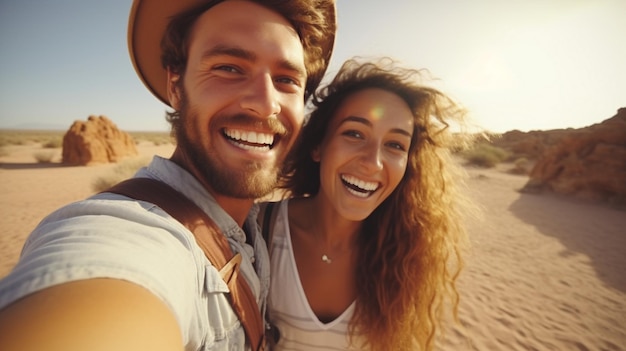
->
[441, 167, 626, 350]
[1, 143, 625, 350]
[0, 142, 175, 276]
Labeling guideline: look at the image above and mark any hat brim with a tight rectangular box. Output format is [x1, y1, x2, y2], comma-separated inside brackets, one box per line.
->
[128, 0, 336, 107]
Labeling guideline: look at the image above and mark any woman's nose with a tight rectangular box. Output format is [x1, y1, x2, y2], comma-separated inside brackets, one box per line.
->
[359, 143, 383, 173]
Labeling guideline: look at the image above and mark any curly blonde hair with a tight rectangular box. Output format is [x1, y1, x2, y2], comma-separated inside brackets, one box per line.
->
[281, 57, 472, 350]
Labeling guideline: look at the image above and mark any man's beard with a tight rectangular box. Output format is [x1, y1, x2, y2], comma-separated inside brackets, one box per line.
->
[174, 96, 282, 199]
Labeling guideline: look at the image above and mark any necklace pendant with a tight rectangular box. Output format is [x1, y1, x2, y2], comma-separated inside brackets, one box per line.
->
[321, 254, 332, 264]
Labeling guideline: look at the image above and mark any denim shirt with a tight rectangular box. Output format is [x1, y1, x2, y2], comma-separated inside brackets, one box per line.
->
[0, 156, 270, 350]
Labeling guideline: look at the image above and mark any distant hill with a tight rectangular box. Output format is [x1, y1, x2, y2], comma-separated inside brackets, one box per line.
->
[1, 122, 68, 131]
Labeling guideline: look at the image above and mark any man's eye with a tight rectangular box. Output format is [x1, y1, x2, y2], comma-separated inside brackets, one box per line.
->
[214, 65, 239, 73]
[276, 76, 300, 86]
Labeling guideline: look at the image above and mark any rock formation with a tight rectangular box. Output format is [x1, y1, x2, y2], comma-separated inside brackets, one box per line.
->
[491, 129, 571, 160]
[62, 115, 138, 165]
[521, 108, 626, 206]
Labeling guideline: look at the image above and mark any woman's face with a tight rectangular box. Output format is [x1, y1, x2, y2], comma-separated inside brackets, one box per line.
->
[314, 88, 414, 221]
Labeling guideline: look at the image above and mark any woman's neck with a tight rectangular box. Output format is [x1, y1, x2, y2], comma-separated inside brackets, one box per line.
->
[290, 196, 361, 251]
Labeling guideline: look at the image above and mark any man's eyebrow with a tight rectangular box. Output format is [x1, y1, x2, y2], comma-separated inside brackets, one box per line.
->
[201, 44, 306, 78]
[201, 45, 256, 62]
[339, 116, 413, 137]
[279, 59, 307, 79]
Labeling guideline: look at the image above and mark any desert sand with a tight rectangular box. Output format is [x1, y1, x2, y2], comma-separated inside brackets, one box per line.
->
[1, 142, 625, 350]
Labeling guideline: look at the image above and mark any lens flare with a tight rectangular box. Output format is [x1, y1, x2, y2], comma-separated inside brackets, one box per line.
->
[370, 105, 384, 120]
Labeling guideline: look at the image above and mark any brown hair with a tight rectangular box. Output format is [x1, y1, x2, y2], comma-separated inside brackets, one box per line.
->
[281, 57, 473, 350]
[161, 0, 335, 100]
[161, 0, 335, 134]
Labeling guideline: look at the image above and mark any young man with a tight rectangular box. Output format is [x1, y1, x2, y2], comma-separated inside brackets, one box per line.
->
[0, 1, 336, 350]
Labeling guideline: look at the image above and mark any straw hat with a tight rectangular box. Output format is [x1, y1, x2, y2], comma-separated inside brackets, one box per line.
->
[128, 0, 337, 107]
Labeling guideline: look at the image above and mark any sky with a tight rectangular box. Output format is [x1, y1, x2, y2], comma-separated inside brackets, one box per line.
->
[0, 0, 624, 133]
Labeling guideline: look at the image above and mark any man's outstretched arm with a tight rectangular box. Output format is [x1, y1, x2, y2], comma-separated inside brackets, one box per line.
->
[0, 278, 183, 351]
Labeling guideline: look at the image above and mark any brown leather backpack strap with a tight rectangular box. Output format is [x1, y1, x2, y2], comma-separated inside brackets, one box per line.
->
[103, 178, 266, 351]
[257, 202, 278, 257]
[256, 201, 281, 347]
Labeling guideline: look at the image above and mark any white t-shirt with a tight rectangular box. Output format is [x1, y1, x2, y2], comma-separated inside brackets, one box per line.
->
[267, 200, 365, 350]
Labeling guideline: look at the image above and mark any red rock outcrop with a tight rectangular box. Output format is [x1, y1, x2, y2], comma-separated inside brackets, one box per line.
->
[521, 108, 626, 206]
[491, 129, 571, 160]
[62, 115, 138, 165]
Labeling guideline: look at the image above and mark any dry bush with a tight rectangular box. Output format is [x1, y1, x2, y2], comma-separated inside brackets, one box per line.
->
[0, 130, 65, 146]
[509, 157, 530, 175]
[42, 138, 63, 148]
[129, 131, 173, 146]
[461, 143, 510, 168]
[33, 150, 57, 163]
[92, 156, 151, 192]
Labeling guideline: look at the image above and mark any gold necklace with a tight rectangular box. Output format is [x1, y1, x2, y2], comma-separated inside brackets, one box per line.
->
[313, 227, 334, 264]
[314, 227, 357, 264]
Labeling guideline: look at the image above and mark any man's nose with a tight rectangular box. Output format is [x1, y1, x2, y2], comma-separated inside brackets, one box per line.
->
[239, 73, 281, 118]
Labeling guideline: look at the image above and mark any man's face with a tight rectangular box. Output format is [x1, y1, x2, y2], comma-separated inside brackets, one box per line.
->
[168, 0, 307, 199]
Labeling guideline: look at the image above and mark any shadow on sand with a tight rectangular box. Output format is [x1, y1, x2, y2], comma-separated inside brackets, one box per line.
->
[0, 162, 74, 170]
[509, 192, 626, 293]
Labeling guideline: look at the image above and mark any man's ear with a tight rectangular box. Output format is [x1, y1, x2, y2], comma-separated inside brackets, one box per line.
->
[166, 69, 182, 110]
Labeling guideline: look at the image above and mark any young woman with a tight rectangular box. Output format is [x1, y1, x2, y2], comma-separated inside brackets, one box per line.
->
[261, 58, 472, 350]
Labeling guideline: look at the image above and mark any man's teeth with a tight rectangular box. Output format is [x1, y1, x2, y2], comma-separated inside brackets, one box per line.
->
[224, 129, 274, 149]
[341, 175, 378, 196]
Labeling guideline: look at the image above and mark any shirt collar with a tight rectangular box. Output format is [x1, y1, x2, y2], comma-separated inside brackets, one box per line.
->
[136, 156, 246, 244]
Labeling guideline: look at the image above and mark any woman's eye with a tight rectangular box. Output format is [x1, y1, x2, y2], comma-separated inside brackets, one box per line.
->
[342, 130, 362, 139]
[387, 141, 407, 151]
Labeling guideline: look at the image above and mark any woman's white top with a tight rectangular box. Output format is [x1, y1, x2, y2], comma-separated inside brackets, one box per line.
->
[267, 200, 365, 350]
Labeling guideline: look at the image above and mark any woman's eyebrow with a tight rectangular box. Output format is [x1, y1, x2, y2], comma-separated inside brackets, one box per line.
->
[339, 116, 412, 137]
[338, 115, 371, 127]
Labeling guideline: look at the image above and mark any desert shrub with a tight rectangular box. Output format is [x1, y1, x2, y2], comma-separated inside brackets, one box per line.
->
[129, 131, 173, 146]
[33, 150, 56, 163]
[461, 143, 510, 168]
[92, 156, 151, 192]
[510, 157, 530, 175]
[152, 138, 173, 146]
[42, 138, 63, 148]
[0, 130, 64, 146]
[12, 138, 27, 146]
